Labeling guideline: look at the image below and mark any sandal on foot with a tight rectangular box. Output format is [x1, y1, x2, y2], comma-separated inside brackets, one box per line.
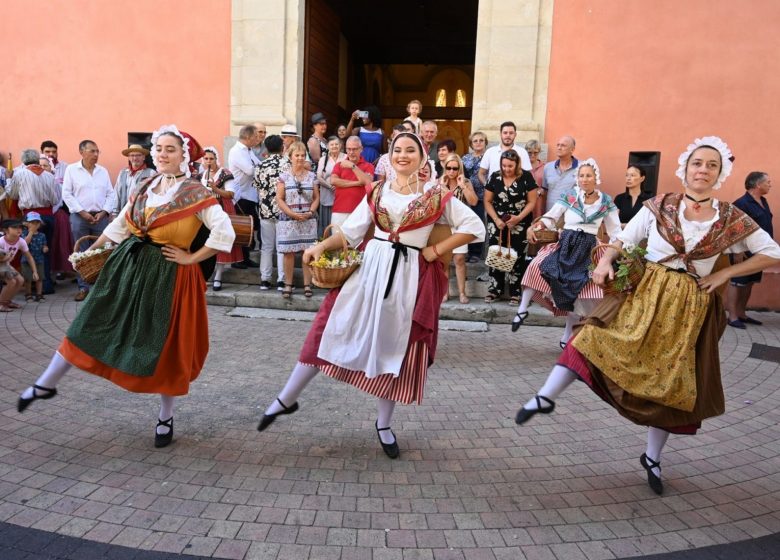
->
[640, 453, 663, 495]
[375, 421, 400, 459]
[484, 293, 498, 303]
[459, 293, 469, 304]
[17, 384, 58, 413]
[511, 311, 529, 332]
[509, 296, 520, 306]
[35, 295, 45, 302]
[258, 398, 299, 431]
[303, 285, 313, 298]
[4, 301, 21, 309]
[0, 305, 12, 313]
[282, 284, 293, 299]
[154, 417, 174, 448]
[515, 395, 555, 425]
[25, 294, 34, 302]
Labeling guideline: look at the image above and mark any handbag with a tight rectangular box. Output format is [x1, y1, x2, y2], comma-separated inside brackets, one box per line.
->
[485, 227, 518, 272]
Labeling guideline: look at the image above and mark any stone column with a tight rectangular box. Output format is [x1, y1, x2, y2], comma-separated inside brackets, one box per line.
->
[471, 0, 553, 143]
[230, 0, 305, 136]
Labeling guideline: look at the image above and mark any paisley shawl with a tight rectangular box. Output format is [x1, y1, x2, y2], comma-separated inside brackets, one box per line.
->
[126, 174, 218, 235]
[366, 182, 453, 242]
[645, 193, 759, 273]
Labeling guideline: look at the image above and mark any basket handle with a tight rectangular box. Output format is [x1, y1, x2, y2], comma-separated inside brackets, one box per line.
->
[590, 243, 622, 267]
[74, 235, 99, 254]
[321, 223, 349, 259]
[499, 226, 511, 256]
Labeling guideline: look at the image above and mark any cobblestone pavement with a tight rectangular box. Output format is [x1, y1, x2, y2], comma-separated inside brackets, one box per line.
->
[1, 291, 779, 559]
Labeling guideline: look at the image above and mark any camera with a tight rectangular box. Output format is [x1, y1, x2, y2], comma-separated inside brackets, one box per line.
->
[357, 110, 369, 119]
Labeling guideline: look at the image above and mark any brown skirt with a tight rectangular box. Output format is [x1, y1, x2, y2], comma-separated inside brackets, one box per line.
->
[560, 264, 726, 434]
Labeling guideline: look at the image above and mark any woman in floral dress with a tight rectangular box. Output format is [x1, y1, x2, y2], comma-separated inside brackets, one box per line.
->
[483, 149, 537, 304]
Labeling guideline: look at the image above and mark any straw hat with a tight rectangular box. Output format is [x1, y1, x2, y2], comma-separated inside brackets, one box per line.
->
[121, 144, 150, 157]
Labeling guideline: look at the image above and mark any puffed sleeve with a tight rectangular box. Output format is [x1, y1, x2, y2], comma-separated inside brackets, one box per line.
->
[617, 206, 653, 247]
[602, 207, 623, 243]
[102, 202, 133, 244]
[339, 197, 374, 247]
[725, 227, 780, 258]
[443, 197, 485, 241]
[197, 204, 236, 252]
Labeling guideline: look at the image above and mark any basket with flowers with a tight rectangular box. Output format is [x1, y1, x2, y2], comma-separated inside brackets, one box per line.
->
[309, 225, 362, 288]
[68, 236, 115, 284]
[590, 243, 647, 295]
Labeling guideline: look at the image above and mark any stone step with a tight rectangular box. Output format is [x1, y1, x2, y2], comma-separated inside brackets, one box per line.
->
[206, 284, 564, 326]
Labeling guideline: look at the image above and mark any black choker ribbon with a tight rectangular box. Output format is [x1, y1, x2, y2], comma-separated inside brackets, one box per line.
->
[685, 194, 711, 210]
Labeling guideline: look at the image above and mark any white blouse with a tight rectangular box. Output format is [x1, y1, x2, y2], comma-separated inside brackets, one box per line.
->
[103, 177, 235, 252]
[619, 201, 780, 277]
[318, 182, 485, 378]
[539, 187, 622, 242]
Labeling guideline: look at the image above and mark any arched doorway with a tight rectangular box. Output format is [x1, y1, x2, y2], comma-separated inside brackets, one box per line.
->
[302, 0, 478, 152]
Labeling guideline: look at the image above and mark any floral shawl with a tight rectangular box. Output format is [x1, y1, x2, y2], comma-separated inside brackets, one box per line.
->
[127, 174, 218, 235]
[557, 188, 616, 223]
[366, 182, 453, 242]
[646, 193, 759, 273]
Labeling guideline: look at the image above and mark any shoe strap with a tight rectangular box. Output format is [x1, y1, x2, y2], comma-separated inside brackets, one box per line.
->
[376, 425, 392, 432]
[32, 384, 56, 396]
[642, 453, 661, 470]
[276, 398, 293, 412]
[535, 395, 554, 408]
[157, 416, 173, 428]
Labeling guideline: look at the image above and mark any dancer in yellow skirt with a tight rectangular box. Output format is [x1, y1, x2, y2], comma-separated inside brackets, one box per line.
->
[514, 136, 780, 494]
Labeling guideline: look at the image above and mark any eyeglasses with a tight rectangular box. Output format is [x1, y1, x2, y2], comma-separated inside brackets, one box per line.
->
[501, 153, 519, 160]
[445, 166, 459, 171]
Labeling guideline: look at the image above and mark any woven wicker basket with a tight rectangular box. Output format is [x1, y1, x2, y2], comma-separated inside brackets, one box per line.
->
[592, 243, 645, 295]
[309, 224, 360, 289]
[72, 235, 114, 285]
[485, 228, 518, 272]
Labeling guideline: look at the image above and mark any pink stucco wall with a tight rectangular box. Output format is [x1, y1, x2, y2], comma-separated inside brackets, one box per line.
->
[545, 0, 780, 308]
[1, 0, 231, 178]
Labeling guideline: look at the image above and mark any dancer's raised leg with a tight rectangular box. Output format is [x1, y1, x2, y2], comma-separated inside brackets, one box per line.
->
[258, 362, 317, 431]
[560, 313, 580, 347]
[511, 287, 536, 331]
[515, 365, 577, 424]
[18, 351, 70, 411]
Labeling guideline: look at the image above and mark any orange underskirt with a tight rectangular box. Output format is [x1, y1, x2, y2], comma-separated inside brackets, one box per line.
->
[59, 263, 209, 396]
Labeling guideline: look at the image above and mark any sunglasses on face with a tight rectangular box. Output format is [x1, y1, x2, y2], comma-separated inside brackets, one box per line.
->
[445, 166, 459, 171]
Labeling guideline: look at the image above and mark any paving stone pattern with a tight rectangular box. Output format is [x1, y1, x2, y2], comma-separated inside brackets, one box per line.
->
[1, 291, 779, 559]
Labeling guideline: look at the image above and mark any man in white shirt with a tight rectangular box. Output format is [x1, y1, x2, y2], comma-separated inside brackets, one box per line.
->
[228, 124, 261, 268]
[6, 148, 61, 293]
[477, 121, 532, 186]
[62, 139, 116, 300]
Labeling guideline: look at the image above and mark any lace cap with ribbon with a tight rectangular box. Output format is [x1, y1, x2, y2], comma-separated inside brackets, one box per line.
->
[675, 136, 733, 190]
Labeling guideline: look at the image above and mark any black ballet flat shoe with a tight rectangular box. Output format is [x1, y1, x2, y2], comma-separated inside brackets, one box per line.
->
[511, 311, 529, 333]
[257, 398, 299, 432]
[154, 417, 174, 448]
[559, 341, 568, 349]
[375, 421, 400, 459]
[640, 453, 663, 495]
[17, 384, 57, 413]
[515, 395, 555, 425]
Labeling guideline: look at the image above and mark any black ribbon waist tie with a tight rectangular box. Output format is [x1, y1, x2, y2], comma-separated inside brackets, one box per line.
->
[375, 237, 422, 299]
[129, 236, 165, 261]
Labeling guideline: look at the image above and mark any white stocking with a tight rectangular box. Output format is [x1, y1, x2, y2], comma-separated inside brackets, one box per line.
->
[157, 395, 175, 435]
[22, 352, 71, 399]
[515, 287, 535, 317]
[523, 365, 577, 410]
[561, 314, 580, 345]
[213, 263, 225, 282]
[376, 398, 397, 444]
[266, 362, 319, 415]
[645, 427, 670, 478]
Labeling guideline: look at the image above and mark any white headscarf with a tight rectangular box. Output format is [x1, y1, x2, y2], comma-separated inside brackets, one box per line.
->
[577, 157, 602, 186]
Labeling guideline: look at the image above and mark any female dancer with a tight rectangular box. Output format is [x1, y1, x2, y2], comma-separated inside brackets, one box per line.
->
[257, 132, 485, 458]
[512, 159, 621, 346]
[17, 125, 235, 447]
[200, 146, 243, 290]
[515, 137, 780, 494]
[438, 153, 478, 303]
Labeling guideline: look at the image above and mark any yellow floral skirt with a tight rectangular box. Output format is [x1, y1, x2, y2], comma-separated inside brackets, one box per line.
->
[561, 262, 726, 432]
